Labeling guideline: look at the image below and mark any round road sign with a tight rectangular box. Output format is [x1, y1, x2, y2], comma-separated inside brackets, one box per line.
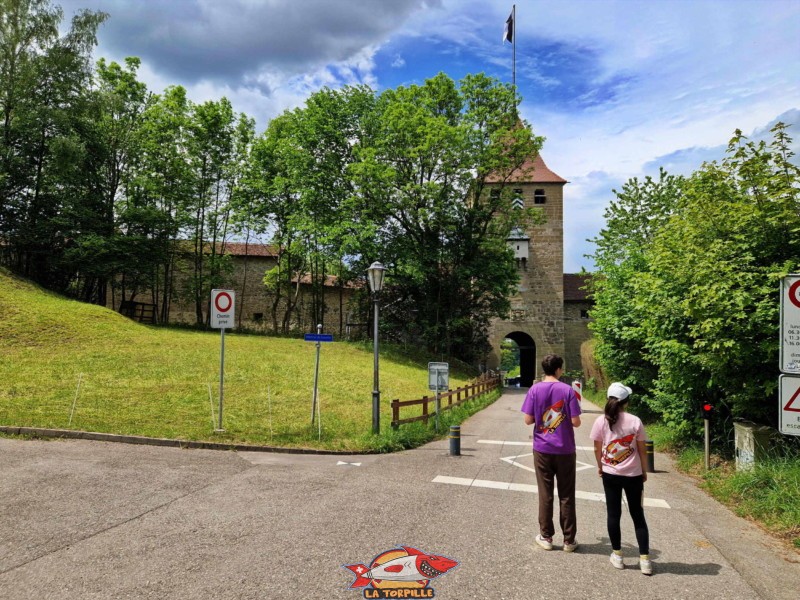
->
[789, 280, 800, 309]
[214, 291, 232, 313]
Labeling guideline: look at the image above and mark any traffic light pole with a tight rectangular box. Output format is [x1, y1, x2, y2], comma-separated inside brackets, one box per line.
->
[704, 418, 710, 470]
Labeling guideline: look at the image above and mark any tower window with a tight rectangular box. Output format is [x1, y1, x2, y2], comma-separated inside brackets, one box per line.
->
[534, 189, 546, 204]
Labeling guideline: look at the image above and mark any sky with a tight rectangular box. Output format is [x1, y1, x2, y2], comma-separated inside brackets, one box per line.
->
[56, 0, 800, 272]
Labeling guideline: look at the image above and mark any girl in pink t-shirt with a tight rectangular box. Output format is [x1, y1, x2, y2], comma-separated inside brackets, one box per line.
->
[589, 382, 652, 575]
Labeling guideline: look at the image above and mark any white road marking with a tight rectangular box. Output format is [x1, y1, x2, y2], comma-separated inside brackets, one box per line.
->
[431, 475, 670, 508]
[337, 461, 362, 466]
[442, 439, 671, 508]
[478, 440, 596, 452]
[501, 452, 594, 473]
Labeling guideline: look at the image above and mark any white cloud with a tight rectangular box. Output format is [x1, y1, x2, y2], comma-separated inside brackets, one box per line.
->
[56, 0, 800, 272]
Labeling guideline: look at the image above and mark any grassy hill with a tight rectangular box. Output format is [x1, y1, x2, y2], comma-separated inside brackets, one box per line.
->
[0, 268, 488, 451]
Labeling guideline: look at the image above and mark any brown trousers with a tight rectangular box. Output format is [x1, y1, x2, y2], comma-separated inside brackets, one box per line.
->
[533, 451, 577, 543]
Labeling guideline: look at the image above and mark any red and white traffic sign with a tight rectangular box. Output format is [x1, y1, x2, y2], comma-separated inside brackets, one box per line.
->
[210, 289, 235, 329]
[779, 375, 800, 436]
[780, 275, 800, 373]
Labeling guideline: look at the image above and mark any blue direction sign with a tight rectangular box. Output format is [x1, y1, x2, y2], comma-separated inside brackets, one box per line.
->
[304, 333, 333, 342]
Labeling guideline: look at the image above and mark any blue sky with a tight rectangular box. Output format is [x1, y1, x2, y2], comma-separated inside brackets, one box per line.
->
[58, 0, 800, 272]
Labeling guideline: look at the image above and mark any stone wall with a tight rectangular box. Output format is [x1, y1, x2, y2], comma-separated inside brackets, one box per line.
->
[110, 253, 360, 335]
[564, 301, 592, 375]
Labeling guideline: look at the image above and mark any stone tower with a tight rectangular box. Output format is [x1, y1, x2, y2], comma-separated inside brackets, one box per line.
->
[486, 154, 568, 385]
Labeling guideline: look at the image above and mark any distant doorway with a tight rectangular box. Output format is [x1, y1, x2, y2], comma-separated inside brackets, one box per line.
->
[503, 332, 536, 387]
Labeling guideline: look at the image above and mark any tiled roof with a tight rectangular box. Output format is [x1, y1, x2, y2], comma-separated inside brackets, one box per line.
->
[291, 273, 361, 289]
[564, 273, 592, 302]
[221, 242, 279, 257]
[487, 154, 567, 184]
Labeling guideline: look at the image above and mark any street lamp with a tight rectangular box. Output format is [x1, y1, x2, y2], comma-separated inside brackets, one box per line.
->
[367, 261, 386, 434]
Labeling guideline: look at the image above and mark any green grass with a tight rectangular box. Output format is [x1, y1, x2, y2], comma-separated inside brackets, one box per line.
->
[0, 267, 495, 452]
[653, 432, 800, 549]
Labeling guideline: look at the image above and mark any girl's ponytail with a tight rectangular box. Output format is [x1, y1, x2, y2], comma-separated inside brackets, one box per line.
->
[605, 397, 627, 429]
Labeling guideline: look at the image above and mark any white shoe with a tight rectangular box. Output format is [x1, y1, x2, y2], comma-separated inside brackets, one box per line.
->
[535, 534, 553, 550]
[563, 540, 578, 553]
[640, 556, 653, 575]
[610, 551, 624, 569]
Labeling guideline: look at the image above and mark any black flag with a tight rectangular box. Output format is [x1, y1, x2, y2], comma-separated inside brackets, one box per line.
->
[503, 11, 514, 43]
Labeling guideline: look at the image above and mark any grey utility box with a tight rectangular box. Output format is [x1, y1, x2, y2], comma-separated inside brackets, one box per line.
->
[733, 421, 774, 471]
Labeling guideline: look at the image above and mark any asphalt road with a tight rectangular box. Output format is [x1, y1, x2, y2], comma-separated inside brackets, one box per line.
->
[1, 389, 798, 599]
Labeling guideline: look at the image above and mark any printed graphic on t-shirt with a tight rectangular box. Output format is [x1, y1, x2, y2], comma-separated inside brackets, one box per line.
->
[603, 433, 635, 465]
[540, 400, 566, 433]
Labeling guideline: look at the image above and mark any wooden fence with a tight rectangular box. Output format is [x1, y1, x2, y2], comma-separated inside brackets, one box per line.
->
[390, 372, 501, 428]
[119, 300, 157, 324]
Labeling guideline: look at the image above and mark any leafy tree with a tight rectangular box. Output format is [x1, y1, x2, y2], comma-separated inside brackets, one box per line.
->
[352, 72, 543, 362]
[591, 124, 800, 443]
[123, 84, 193, 320]
[589, 169, 682, 406]
[500, 338, 520, 371]
[0, 0, 106, 292]
[60, 56, 152, 306]
[244, 111, 306, 333]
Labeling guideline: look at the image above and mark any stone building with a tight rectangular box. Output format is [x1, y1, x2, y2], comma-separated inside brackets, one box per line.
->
[110, 242, 360, 335]
[486, 155, 592, 385]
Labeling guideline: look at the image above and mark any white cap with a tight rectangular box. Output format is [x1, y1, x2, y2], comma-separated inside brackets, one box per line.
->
[607, 382, 632, 400]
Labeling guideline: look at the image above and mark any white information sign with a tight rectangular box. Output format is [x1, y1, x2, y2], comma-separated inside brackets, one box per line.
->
[210, 289, 235, 329]
[428, 362, 449, 392]
[780, 275, 800, 373]
[779, 375, 800, 436]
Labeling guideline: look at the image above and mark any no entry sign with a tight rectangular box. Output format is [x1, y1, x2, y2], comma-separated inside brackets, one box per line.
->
[210, 289, 235, 329]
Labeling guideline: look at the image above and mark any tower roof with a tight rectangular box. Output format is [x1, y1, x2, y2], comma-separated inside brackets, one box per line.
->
[488, 154, 567, 184]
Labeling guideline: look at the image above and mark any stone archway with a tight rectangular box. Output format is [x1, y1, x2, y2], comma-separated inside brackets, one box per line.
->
[504, 331, 536, 387]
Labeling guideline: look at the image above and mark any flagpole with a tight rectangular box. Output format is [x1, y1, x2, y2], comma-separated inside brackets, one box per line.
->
[512, 4, 516, 93]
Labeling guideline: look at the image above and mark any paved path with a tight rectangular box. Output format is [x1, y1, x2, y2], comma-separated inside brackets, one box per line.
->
[1, 389, 798, 599]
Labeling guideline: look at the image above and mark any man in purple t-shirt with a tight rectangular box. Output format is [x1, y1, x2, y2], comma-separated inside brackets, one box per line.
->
[520, 354, 582, 552]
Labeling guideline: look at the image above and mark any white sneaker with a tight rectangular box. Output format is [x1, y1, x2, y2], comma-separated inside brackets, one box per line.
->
[640, 556, 653, 575]
[610, 551, 624, 569]
[535, 534, 553, 550]
[563, 540, 578, 553]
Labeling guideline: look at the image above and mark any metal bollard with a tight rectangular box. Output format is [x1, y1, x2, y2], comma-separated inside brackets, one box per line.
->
[449, 425, 461, 456]
[645, 439, 655, 473]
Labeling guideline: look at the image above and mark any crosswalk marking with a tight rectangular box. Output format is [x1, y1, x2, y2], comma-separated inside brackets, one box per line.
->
[478, 439, 596, 452]
[431, 475, 670, 508]
[337, 461, 361, 466]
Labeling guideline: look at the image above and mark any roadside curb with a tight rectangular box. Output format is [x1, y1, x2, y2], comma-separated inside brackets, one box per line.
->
[0, 426, 378, 455]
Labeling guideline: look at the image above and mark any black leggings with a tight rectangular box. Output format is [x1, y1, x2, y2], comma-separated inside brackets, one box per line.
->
[601, 472, 649, 555]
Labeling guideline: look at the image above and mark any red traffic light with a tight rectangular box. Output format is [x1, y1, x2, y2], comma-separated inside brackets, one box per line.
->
[701, 403, 714, 419]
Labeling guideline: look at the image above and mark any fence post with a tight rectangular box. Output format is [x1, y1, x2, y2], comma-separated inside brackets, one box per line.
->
[422, 396, 429, 424]
[391, 399, 400, 429]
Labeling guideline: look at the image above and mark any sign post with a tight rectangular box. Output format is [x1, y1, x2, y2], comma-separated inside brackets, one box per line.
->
[210, 289, 235, 432]
[304, 327, 333, 439]
[780, 276, 800, 437]
[428, 362, 449, 433]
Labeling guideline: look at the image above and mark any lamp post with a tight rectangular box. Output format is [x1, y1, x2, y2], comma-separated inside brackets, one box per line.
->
[367, 261, 385, 435]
